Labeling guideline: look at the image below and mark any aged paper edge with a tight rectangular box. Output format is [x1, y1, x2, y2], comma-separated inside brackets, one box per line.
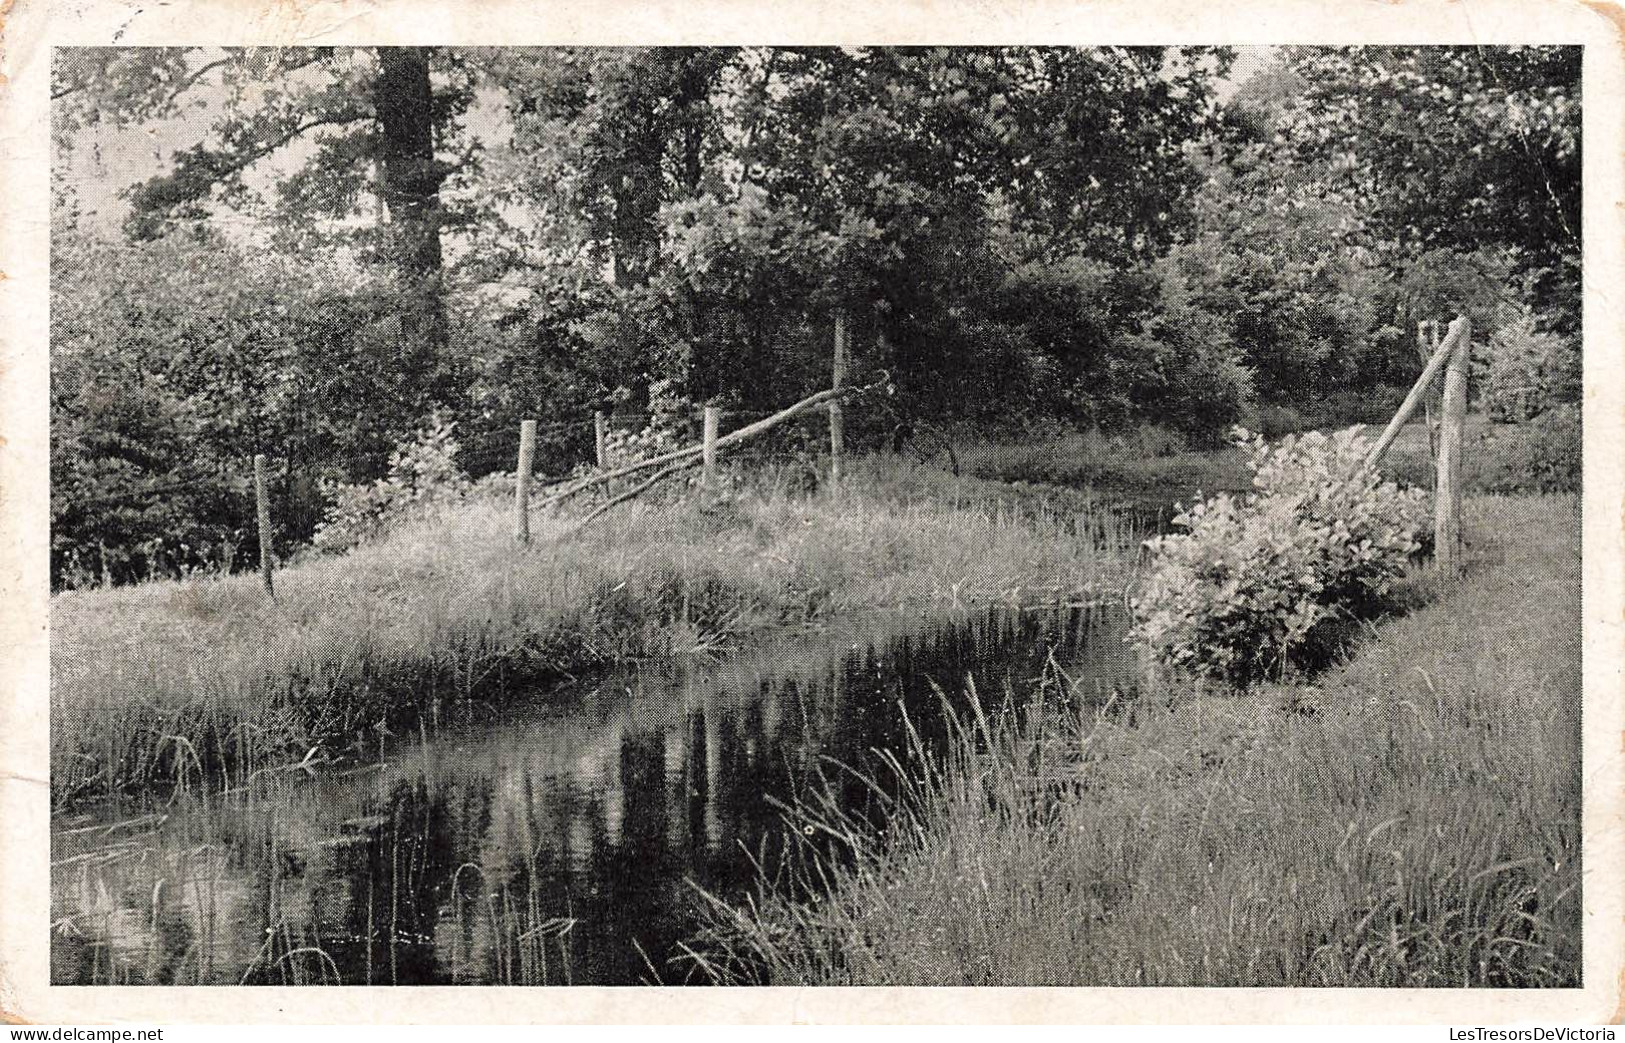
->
[0, 0, 1620, 1025]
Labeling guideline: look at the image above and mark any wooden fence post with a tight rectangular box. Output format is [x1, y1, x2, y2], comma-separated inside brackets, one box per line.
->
[1367, 315, 1468, 468]
[515, 419, 536, 545]
[1416, 321, 1440, 477]
[595, 411, 609, 469]
[253, 453, 275, 600]
[829, 311, 847, 487]
[1435, 315, 1471, 573]
[702, 404, 719, 490]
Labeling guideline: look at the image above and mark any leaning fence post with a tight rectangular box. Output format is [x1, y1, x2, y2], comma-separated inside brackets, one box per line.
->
[829, 311, 847, 487]
[595, 411, 609, 469]
[1368, 315, 1467, 468]
[1435, 315, 1471, 573]
[515, 419, 536, 545]
[702, 404, 719, 490]
[253, 453, 275, 600]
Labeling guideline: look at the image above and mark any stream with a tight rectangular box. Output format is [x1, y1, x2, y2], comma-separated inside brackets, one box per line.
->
[51, 604, 1136, 985]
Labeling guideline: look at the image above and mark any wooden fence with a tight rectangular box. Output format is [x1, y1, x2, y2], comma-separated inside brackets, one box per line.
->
[249, 315, 868, 596]
[247, 311, 1475, 600]
[1368, 313, 1473, 572]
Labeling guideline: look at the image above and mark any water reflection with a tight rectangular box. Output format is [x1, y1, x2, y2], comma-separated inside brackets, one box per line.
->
[52, 605, 1133, 985]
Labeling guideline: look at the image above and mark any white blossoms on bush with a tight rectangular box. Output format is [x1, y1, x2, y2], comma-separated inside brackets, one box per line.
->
[1129, 426, 1431, 687]
[312, 413, 471, 554]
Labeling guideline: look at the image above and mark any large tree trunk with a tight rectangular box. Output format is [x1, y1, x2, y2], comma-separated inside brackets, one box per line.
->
[609, 100, 663, 288]
[372, 47, 452, 410]
[373, 47, 444, 277]
[608, 49, 722, 287]
[673, 49, 715, 193]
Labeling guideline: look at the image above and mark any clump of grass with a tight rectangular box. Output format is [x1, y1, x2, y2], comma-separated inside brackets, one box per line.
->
[52, 465, 1142, 806]
[693, 494, 1581, 986]
[959, 429, 1253, 505]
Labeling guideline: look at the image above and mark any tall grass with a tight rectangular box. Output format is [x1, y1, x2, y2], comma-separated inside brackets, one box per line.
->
[694, 494, 1581, 986]
[959, 429, 1252, 504]
[52, 456, 1142, 806]
[52, 762, 579, 985]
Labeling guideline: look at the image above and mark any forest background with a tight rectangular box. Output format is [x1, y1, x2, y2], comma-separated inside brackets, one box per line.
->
[49, 45, 1582, 589]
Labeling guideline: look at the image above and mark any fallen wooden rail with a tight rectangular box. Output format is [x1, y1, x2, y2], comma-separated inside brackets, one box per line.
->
[543, 374, 889, 530]
[565, 460, 693, 534]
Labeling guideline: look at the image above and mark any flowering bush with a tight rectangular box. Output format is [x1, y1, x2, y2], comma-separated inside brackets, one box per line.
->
[1483, 311, 1580, 423]
[1129, 426, 1431, 687]
[600, 424, 685, 471]
[312, 413, 470, 553]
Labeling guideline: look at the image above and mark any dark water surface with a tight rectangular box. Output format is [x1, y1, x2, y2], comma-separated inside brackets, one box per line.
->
[52, 605, 1134, 986]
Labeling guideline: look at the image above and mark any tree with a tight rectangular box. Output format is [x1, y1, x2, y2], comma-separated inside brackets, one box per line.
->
[718, 46, 1233, 428]
[53, 47, 477, 416]
[1164, 141, 1383, 405]
[491, 48, 735, 287]
[1270, 46, 1580, 328]
[489, 46, 1234, 429]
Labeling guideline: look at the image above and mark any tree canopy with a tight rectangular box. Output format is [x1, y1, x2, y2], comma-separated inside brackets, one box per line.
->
[50, 45, 1581, 587]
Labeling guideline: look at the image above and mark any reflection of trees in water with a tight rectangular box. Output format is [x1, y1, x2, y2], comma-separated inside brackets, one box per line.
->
[298, 779, 463, 985]
[51, 846, 205, 985]
[54, 608, 1130, 985]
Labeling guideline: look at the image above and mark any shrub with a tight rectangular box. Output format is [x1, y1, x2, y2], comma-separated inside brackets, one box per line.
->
[1109, 296, 1254, 448]
[1130, 427, 1431, 687]
[311, 413, 470, 553]
[1483, 311, 1580, 422]
[599, 423, 684, 471]
[568, 417, 704, 498]
[1244, 403, 1310, 439]
[1473, 404, 1581, 495]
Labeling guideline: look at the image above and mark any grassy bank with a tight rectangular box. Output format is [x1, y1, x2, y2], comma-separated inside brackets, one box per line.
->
[51, 456, 1141, 806]
[958, 428, 1253, 506]
[958, 413, 1579, 505]
[696, 493, 1581, 986]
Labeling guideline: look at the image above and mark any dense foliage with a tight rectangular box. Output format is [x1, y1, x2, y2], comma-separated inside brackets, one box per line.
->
[50, 45, 1581, 587]
[1483, 311, 1582, 423]
[1278, 47, 1581, 330]
[309, 414, 473, 553]
[1474, 404, 1582, 495]
[50, 220, 428, 583]
[1130, 428, 1432, 687]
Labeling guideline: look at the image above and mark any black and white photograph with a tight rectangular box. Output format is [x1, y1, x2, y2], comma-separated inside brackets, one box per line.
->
[2, 0, 1622, 1026]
